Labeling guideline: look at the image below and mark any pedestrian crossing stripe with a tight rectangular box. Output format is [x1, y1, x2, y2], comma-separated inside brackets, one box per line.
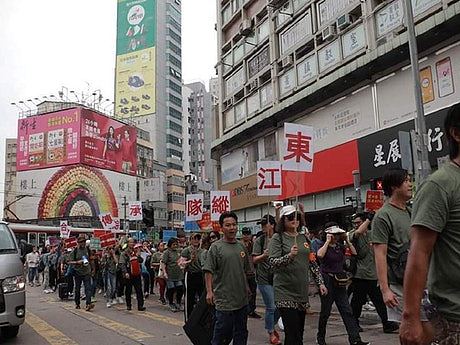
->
[114, 306, 183, 327]
[62, 304, 154, 341]
[26, 312, 79, 345]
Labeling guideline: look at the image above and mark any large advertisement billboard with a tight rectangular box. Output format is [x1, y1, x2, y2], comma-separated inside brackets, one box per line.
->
[80, 109, 137, 175]
[115, 0, 156, 118]
[17, 108, 81, 171]
[16, 165, 136, 220]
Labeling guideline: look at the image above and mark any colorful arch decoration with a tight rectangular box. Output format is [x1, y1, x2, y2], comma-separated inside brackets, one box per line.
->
[38, 165, 118, 218]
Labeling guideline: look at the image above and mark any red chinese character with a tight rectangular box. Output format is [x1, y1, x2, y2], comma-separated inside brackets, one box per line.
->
[212, 196, 230, 214]
[258, 168, 281, 190]
[129, 204, 142, 217]
[284, 131, 312, 163]
[101, 214, 113, 226]
[187, 199, 202, 216]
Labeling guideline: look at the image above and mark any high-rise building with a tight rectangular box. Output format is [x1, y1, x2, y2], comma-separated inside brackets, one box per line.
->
[3, 139, 17, 220]
[115, 0, 184, 230]
[213, 0, 460, 230]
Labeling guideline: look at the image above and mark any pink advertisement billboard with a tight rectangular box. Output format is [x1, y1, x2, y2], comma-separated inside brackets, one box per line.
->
[80, 109, 137, 176]
[17, 109, 81, 171]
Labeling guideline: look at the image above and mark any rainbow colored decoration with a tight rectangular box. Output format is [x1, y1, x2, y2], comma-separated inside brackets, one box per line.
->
[38, 165, 118, 218]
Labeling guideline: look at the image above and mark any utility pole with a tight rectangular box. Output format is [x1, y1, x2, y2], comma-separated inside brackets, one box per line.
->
[352, 170, 363, 213]
[404, 0, 432, 187]
[122, 196, 128, 233]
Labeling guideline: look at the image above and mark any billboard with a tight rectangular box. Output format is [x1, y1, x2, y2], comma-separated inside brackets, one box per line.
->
[80, 109, 137, 175]
[16, 165, 136, 220]
[17, 108, 81, 171]
[115, 0, 156, 118]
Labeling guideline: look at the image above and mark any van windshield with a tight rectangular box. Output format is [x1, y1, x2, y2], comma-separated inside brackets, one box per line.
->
[0, 224, 18, 253]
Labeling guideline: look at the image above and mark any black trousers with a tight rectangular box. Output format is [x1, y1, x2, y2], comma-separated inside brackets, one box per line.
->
[116, 270, 125, 298]
[185, 271, 204, 319]
[350, 278, 388, 325]
[49, 267, 57, 290]
[247, 275, 257, 314]
[279, 308, 306, 345]
[125, 276, 144, 309]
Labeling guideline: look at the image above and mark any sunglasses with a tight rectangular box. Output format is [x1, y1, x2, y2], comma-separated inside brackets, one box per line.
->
[286, 213, 299, 221]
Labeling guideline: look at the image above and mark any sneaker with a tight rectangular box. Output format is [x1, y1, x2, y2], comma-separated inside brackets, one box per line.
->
[98, 289, 103, 294]
[248, 311, 262, 319]
[75, 305, 81, 309]
[363, 302, 375, 311]
[138, 306, 146, 311]
[277, 318, 284, 331]
[91, 297, 97, 303]
[169, 304, 178, 312]
[144, 292, 149, 299]
[160, 297, 166, 305]
[85, 303, 95, 311]
[269, 332, 281, 345]
[106, 302, 112, 308]
[117, 297, 124, 304]
[383, 321, 399, 334]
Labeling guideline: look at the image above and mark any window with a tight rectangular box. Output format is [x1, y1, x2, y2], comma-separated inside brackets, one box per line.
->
[168, 28, 181, 43]
[257, 20, 269, 42]
[264, 133, 277, 158]
[167, 3, 181, 21]
[168, 120, 182, 133]
[167, 148, 183, 159]
[167, 134, 181, 146]
[168, 41, 182, 55]
[0, 224, 17, 251]
[169, 93, 182, 107]
[169, 67, 181, 80]
[167, 162, 182, 170]
[222, 4, 232, 23]
[169, 80, 182, 94]
[168, 54, 181, 68]
[169, 107, 182, 120]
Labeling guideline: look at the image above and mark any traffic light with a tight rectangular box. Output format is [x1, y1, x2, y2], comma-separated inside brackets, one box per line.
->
[142, 207, 154, 228]
[370, 178, 383, 191]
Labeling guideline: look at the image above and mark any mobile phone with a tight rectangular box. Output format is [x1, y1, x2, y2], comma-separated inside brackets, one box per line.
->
[272, 201, 284, 207]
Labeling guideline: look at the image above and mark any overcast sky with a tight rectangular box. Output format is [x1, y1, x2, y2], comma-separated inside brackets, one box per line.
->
[0, 0, 217, 217]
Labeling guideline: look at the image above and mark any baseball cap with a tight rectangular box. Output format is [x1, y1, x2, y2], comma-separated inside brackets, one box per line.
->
[280, 205, 296, 218]
[325, 226, 346, 234]
[241, 227, 252, 235]
[257, 215, 275, 225]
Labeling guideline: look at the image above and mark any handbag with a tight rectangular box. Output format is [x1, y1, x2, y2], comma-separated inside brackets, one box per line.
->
[331, 272, 351, 287]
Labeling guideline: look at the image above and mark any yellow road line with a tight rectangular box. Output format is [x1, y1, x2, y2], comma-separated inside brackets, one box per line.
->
[62, 304, 154, 342]
[26, 312, 78, 345]
[114, 305, 184, 327]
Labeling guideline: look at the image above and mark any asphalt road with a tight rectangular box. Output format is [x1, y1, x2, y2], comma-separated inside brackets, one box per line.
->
[1, 286, 400, 344]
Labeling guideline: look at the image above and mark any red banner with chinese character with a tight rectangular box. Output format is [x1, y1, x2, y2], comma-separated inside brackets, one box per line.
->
[365, 190, 384, 212]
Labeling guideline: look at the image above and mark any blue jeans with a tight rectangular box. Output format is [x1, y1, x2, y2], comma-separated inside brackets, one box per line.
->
[212, 306, 248, 345]
[28, 267, 38, 284]
[105, 272, 116, 302]
[258, 284, 280, 333]
[74, 274, 92, 307]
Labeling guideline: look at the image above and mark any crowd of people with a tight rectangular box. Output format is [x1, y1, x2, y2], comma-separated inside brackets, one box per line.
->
[23, 104, 460, 345]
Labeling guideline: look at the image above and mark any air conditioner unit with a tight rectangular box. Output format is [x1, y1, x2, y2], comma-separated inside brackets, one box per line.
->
[322, 25, 337, 41]
[239, 19, 252, 37]
[226, 97, 234, 107]
[337, 13, 352, 31]
[281, 55, 294, 68]
[268, 0, 288, 9]
[248, 79, 258, 92]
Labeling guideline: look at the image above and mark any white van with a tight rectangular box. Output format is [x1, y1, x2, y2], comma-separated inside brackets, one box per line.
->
[0, 222, 26, 338]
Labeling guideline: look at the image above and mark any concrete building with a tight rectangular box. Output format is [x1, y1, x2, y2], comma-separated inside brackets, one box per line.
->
[182, 84, 193, 176]
[114, 0, 185, 230]
[3, 139, 18, 220]
[212, 0, 460, 230]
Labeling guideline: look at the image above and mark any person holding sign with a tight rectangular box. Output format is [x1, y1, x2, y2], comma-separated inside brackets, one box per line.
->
[118, 239, 145, 311]
[268, 205, 327, 345]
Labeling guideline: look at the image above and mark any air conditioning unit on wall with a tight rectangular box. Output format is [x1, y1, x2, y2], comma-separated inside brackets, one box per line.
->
[281, 55, 293, 68]
[239, 19, 252, 37]
[268, 0, 288, 9]
[337, 13, 352, 31]
[248, 79, 258, 92]
[322, 25, 337, 41]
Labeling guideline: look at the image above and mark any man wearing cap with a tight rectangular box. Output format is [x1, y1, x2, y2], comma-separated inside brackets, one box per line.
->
[119, 238, 146, 311]
[253, 215, 281, 345]
[181, 233, 204, 319]
[241, 227, 261, 319]
[68, 235, 94, 311]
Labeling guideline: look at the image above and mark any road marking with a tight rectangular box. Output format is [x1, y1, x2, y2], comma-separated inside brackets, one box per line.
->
[114, 306, 184, 326]
[26, 312, 78, 345]
[62, 304, 154, 342]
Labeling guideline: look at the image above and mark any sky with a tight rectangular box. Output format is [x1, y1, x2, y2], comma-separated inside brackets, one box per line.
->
[0, 0, 217, 218]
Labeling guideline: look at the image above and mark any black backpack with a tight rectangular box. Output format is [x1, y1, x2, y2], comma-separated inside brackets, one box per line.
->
[390, 241, 410, 285]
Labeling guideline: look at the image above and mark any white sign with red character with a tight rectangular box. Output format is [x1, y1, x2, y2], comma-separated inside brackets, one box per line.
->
[186, 194, 204, 221]
[128, 201, 143, 221]
[60, 220, 70, 239]
[282, 123, 315, 172]
[210, 191, 231, 221]
[99, 213, 121, 231]
[257, 161, 282, 196]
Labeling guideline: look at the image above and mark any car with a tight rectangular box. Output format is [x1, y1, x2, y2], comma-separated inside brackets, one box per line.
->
[0, 222, 26, 339]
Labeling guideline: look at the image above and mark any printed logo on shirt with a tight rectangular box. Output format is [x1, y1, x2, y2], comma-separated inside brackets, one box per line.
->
[240, 251, 246, 258]
[303, 242, 310, 249]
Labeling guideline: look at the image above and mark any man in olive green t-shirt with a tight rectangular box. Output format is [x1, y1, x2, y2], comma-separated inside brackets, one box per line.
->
[401, 103, 460, 345]
[371, 168, 412, 322]
[204, 211, 249, 345]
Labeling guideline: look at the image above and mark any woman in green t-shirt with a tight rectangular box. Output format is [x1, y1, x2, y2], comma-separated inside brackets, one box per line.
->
[162, 238, 184, 312]
[269, 205, 326, 345]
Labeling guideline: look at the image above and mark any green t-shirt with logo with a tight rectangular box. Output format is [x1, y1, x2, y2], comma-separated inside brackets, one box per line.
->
[252, 235, 273, 285]
[349, 230, 376, 280]
[411, 162, 460, 322]
[72, 247, 92, 277]
[162, 248, 183, 281]
[371, 202, 411, 285]
[268, 232, 311, 303]
[181, 246, 203, 274]
[203, 239, 249, 311]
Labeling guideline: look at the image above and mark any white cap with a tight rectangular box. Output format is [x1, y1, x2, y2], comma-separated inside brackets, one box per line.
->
[325, 226, 346, 234]
[280, 205, 296, 218]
